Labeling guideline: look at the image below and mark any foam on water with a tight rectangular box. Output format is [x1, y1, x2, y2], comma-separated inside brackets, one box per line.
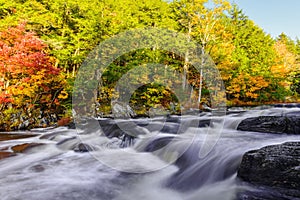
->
[0, 107, 300, 199]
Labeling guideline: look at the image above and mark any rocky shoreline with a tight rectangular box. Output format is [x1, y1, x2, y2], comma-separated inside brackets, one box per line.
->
[237, 142, 300, 199]
[236, 113, 300, 199]
[237, 115, 300, 135]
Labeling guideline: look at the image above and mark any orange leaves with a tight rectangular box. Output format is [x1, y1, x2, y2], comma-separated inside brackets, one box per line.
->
[0, 22, 59, 78]
[249, 76, 269, 89]
[0, 93, 13, 104]
[0, 22, 67, 120]
[227, 73, 269, 101]
[271, 65, 287, 75]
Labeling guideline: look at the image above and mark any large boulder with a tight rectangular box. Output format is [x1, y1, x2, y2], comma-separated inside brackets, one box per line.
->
[237, 142, 300, 199]
[237, 116, 300, 134]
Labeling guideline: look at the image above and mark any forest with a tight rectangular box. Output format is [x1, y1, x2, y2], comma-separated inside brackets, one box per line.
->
[0, 0, 300, 130]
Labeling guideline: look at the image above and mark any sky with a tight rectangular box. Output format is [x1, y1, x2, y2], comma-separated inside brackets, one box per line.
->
[231, 0, 300, 40]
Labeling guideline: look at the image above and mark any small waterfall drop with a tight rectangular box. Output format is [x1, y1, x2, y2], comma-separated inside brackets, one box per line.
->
[0, 106, 299, 200]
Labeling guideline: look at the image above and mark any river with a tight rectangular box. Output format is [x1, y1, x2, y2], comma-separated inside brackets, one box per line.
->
[0, 106, 299, 200]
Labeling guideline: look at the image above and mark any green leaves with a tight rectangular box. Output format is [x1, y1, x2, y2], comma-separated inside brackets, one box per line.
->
[0, 0, 299, 121]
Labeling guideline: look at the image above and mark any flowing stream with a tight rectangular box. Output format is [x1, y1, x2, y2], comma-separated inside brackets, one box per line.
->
[0, 106, 300, 200]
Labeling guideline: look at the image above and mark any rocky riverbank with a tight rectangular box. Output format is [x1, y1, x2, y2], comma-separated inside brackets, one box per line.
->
[237, 142, 300, 199]
[237, 115, 300, 134]
[236, 110, 300, 199]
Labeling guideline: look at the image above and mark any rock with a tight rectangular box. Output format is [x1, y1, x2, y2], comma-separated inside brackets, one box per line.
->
[111, 101, 136, 118]
[67, 121, 76, 129]
[237, 186, 300, 200]
[29, 164, 46, 172]
[0, 152, 16, 160]
[0, 133, 38, 141]
[18, 119, 30, 130]
[73, 143, 93, 152]
[143, 136, 175, 152]
[237, 116, 300, 134]
[237, 142, 300, 199]
[11, 143, 43, 153]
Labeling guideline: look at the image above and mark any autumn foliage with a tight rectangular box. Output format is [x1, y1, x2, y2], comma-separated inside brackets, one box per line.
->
[0, 22, 68, 130]
[0, 0, 299, 129]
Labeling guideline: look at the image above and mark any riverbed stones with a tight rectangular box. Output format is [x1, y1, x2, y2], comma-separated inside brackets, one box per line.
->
[73, 143, 93, 152]
[237, 142, 300, 199]
[237, 116, 300, 134]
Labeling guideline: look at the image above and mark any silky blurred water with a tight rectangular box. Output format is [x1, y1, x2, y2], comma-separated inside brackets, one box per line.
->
[0, 107, 300, 200]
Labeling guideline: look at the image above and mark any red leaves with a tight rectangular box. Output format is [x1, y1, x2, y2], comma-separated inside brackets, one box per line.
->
[0, 22, 66, 118]
[0, 93, 13, 104]
[0, 22, 58, 77]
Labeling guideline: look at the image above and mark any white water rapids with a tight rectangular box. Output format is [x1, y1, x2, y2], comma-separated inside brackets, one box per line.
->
[0, 107, 300, 200]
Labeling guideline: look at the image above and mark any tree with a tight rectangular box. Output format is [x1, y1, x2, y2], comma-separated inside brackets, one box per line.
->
[0, 22, 67, 130]
[225, 6, 278, 104]
[273, 33, 300, 98]
[171, 0, 231, 105]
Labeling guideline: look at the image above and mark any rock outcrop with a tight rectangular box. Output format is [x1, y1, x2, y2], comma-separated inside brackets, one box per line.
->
[237, 142, 300, 199]
[237, 116, 300, 134]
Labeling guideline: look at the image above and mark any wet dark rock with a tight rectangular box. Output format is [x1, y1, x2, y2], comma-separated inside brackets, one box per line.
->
[67, 121, 76, 129]
[274, 103, 300, 108]
[237, 185, 300, 200]
[166, 115, 181, 123]
[29, 164, 46, 172]
[56, 136, 77, 146]
[237, 142, 300, 199]
[97, 119, 126, 138]
[197, 119, 211, 128]
[237, 116, 300, 134]
[143, 136, 175, 152]
[73, 143, 93, 153]
[120, 134, 135, 148]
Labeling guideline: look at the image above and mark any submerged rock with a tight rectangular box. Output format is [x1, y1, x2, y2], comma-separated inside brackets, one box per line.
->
[0, 152, 16, 160]
[11, 143, 43, 153]
[237, 142, 300, 199]
[238, 186, 300, 200]
[73, 143, 93, 153]
[0, 133, 38, 141]
[237, 116, 300, 134]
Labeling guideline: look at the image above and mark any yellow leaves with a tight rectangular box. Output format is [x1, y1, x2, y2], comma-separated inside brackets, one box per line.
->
[272, 39, 299, 91]
[274, 41, 296, 65]
[271, 65, 290, 77]
[249, 76, 269, 88]
[227, 78, 241, 93]
[58, 90, 68, 99]
[245, 92, 258, 99]
[226, 72, 270, 101]
[273, 41, 297, 87]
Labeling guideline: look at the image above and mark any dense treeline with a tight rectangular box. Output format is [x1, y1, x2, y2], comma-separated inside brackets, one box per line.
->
[0, 0, 299, 130]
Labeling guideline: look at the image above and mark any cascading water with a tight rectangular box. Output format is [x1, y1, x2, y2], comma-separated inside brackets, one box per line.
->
[0, 106, 300, 200]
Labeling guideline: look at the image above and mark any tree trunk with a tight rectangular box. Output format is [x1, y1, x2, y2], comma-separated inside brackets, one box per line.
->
[183, 22, 192, 90]
[198, 46, 205, 103]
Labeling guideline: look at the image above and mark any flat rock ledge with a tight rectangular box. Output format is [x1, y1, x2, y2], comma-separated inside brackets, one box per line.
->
[237, 142, 300, 199]
[237, 116, 300, 134]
